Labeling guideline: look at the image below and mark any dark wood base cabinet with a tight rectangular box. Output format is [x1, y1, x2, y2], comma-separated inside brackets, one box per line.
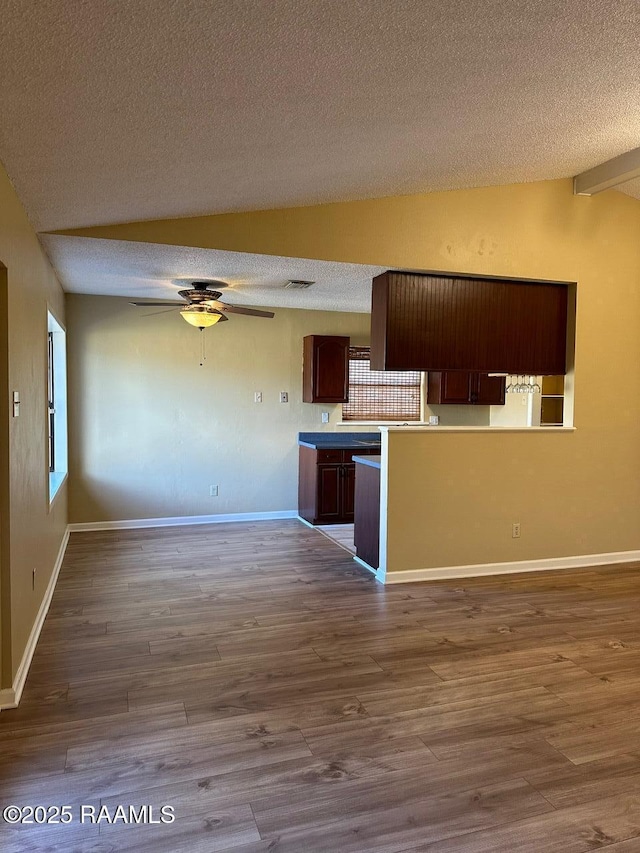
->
[354, 461, 380, 570]
[298, 446, 376, 525]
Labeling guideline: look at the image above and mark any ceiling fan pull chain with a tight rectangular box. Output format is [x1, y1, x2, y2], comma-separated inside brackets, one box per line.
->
[200, 328, 206, 367]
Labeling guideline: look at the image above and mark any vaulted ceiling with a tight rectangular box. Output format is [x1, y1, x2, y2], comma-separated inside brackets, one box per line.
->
[2, 0, 640, 307]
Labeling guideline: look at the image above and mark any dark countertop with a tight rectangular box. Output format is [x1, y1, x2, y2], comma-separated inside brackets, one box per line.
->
[352, 454, 381, 469]
[298, 431, 381, 450]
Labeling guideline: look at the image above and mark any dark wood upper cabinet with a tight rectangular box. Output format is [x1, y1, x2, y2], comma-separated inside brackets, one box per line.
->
[475, 373, 506, 405]
[302, 335, 349, 403]
[427, 372, 506, 405]
[370, 271, 569, 374]
[429, 371, 470, 404]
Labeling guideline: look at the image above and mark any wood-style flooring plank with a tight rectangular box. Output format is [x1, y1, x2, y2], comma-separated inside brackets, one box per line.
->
[407, 791, 640, 852]
[5, 521, 640, 851]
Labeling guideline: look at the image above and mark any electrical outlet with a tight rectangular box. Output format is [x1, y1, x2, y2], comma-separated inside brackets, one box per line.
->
[428, 415, 439, 426]
[512, 522, 521, 539]
[321, 412, 330, 424]
[254, 391, 263, 403]
[279, 391, 289, 403]
[209, 485, 218, 497]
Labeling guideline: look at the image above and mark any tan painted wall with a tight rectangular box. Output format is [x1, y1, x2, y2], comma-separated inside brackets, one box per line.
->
[381, 184, 640, 571]
[0, 266, 9, 686]
[66, 296, 370, 523]
[386, 429, 615, 570]
[0, 164, 67, 684]
[63, 179, 640, 573]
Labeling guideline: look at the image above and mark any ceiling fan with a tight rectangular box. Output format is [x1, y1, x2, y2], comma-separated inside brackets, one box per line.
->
[129, 281, 275, 329]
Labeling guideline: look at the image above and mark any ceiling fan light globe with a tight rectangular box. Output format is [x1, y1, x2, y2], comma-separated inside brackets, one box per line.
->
[180, 306, 223, 328]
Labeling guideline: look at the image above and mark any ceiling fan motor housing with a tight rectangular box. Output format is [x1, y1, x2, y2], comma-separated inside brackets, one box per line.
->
[179, 285, 223, 304]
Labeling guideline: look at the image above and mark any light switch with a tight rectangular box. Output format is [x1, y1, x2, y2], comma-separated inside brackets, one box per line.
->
[12, 391, 19, 403]
[13, 402, 19, 418]
[254, 391, 263, 403]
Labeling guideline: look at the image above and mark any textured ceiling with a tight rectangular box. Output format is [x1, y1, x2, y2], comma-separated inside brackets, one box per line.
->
[4, 0, 640, 308]
[40, 236, 386, 313]
[2, 0, 640, 236]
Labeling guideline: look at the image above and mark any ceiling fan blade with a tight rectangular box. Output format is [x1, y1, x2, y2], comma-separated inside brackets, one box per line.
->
[129, 301, 185, 306]
[140, 307, 182, 317]
[217, 304, 275, 318]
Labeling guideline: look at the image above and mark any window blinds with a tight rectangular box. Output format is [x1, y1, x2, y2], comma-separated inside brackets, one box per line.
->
[342, 347, 421, 421]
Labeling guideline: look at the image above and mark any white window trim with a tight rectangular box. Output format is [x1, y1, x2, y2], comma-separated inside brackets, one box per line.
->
[47, 310, 67, 504]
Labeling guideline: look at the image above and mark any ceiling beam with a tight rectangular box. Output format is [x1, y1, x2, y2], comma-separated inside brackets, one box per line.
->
[573, 146, 640, 195]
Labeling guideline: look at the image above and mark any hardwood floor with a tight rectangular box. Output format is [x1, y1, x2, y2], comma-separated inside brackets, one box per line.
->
[3, 521, 640, 851]
[317, 523, 356, 555]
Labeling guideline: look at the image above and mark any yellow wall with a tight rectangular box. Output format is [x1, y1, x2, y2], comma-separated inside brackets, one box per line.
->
[66, 296, 370, 522]
[61, 179, 640, 572]
[0, 163, 67, 685]
[386, 429, 612, 570]
[56, 177, 626, 280]
[0, 266, 9, 685]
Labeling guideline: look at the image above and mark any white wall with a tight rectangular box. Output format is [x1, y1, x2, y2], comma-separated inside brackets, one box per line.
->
[490, 391, 536, 427]
[66, 295, 371, 523]
[428, 401, 490, 427]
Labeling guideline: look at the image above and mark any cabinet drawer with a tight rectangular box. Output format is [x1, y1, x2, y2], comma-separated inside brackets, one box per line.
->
[317, 449, 343, 464]
[344, 448, 380, 462]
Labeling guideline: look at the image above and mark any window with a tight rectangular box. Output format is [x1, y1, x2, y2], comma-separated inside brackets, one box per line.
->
[47, 332, 55, 472]
[47, 312, 67, 502]
[342, 347, 421, 422]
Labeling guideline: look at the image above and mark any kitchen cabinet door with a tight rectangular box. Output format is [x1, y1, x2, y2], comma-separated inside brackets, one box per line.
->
[302, 335, 350, 403]
[341, 464, 356, 520]
[317, 465, 342, 520]
[427, 372, 505, 405]
[428, 371, 472, 404]
[475, 373, 506, 404]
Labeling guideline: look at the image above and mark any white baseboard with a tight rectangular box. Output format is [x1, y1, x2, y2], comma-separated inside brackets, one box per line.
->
[68, 510, 299, 532]
[0, 688, 16, 710]
[382, 549, 640, 584]
[352, 555, 383, 581]
[0, 527, 70, 711]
